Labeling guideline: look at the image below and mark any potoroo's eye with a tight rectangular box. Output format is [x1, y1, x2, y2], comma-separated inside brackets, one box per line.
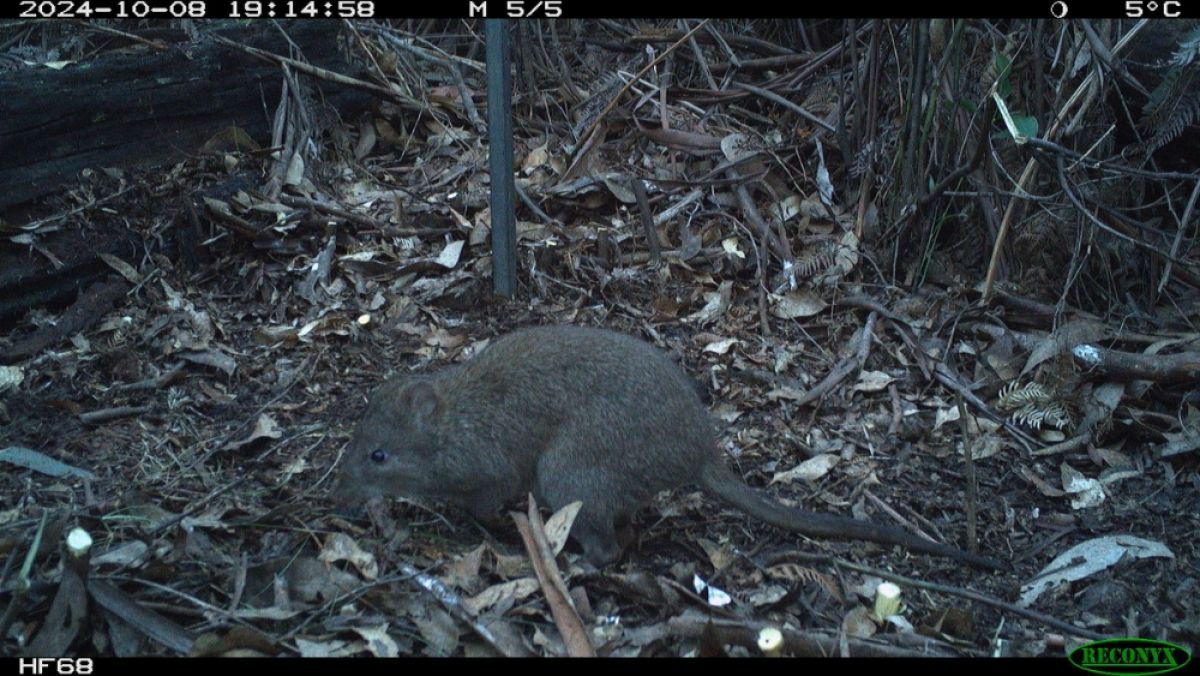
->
[370, 448, 387, 463]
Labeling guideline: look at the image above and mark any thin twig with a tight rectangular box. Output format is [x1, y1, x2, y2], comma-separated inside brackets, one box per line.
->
[1157, 177, 1200, 294]
[631, 177, 662, 267]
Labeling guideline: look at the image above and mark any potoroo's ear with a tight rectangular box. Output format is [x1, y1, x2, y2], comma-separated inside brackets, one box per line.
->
[402, 380, 440, 426]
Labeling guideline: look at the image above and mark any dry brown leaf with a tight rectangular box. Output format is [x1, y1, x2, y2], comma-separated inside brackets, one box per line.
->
[771, 454, 839, 485]
[352, 624, 401, 657]
[462, 578, 540, 615]
[771, 290, 827, 319]
[318, 533, 378, 581]
[221, 414, 282, 452]
[853, 370, 895, 392]
[543, 501, 582, 556]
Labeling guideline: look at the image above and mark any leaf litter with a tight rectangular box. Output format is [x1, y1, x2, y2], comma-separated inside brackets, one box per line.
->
[1, 18, 1197, 659]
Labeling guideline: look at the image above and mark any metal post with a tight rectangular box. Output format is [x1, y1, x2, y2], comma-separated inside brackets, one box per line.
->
[485, 19, 517, 298]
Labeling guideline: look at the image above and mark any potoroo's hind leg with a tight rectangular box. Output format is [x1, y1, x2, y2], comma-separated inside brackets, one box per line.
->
[535, 437, 649, 565]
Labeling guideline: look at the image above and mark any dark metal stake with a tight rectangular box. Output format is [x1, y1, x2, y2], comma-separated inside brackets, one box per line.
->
[485, 19, 517, 299]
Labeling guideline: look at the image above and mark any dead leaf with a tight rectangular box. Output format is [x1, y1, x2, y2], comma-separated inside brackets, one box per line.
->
[1019, 536, 1174, 607]
[294, 637, 358, 657]
[178, 349, 237, 376]
[768, 194, 803, 223]
[353, 117, 377, 160]
[435, 240, 465, 269]
[692, 574, 731, 607]
[413, 609, 460, 656]
[1022, 319, 1110, 376]
[279, 456, 308, 483]
[543, 501, 582, 556]
[200, 126, 262, 154]
[766, 385, 808, 401]
[771, 454, 839, 485]
[1019, 466, 1065, 497]
[814, 138, 836, 207]
[601, 175, 636, 203]
[1061, 463, 1105, 509]
[93, 541, 150, 568]
[841, 605, 877, 639]
[441, 545, 486, 591]
[463, 578, 540, 615]
[319, 533, 379, 581]
[687, 281, 733, 325]
[1159, 430, 1200, 458]
[771, 290, 827, 319]
[720, 132, 758, 162]
[702, 338, 738, 355]
[24, 565, 88, 656]
[966, 434, 1003, 460]
[99, 253, 140, 284]
[0, 446, 96, 480]
[89, 580, 195, 654]
[933, 406, 961, 431]
[712, 402, 743, 423]
[982, 332, 1022, 381]
[815, 229, 859, 286]
[522, 143, 549, 174]
[697, 538, 737, 570]
[190, 626, 279, 657]
[352, 624, 400, 658]
[853, 370, 895, 393]
[284, 150, 305, 187]
[221, 414, 283, 452]
[424, 327, 465, 350]
[722, 237, 746, 259]
[254, 325, 300, 345]
[282, 557, 360, 604]
[0, 365, 23, 392]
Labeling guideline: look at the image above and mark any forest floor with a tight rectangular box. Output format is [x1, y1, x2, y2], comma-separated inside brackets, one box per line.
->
[2, 18, 1198, 659]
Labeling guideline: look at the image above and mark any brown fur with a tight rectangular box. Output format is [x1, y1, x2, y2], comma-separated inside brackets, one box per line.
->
[333, 325, 1000, 569]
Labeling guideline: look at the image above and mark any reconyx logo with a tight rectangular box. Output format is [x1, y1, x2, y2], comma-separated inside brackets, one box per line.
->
[1069, 638, 1192, 676]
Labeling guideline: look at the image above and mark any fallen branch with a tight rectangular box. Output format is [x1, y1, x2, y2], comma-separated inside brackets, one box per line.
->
[666, 608, 959, 657]
[511, 497, 595, 657]
[1072, 343, 1200, 385]
[773, 312, 876, 407]
[2, 277, 129, 364]
[760, 551, 1110, 642]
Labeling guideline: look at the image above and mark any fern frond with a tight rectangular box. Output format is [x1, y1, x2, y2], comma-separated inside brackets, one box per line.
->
[1170, 25, 1200, 67]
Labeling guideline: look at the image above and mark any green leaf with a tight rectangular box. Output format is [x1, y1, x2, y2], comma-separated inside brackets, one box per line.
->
[993, 50, 1013, 98]
[1012, 115, 1039, 138]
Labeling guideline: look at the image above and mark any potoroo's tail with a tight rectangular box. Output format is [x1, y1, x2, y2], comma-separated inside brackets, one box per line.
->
[701, 463, 1005, 570]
